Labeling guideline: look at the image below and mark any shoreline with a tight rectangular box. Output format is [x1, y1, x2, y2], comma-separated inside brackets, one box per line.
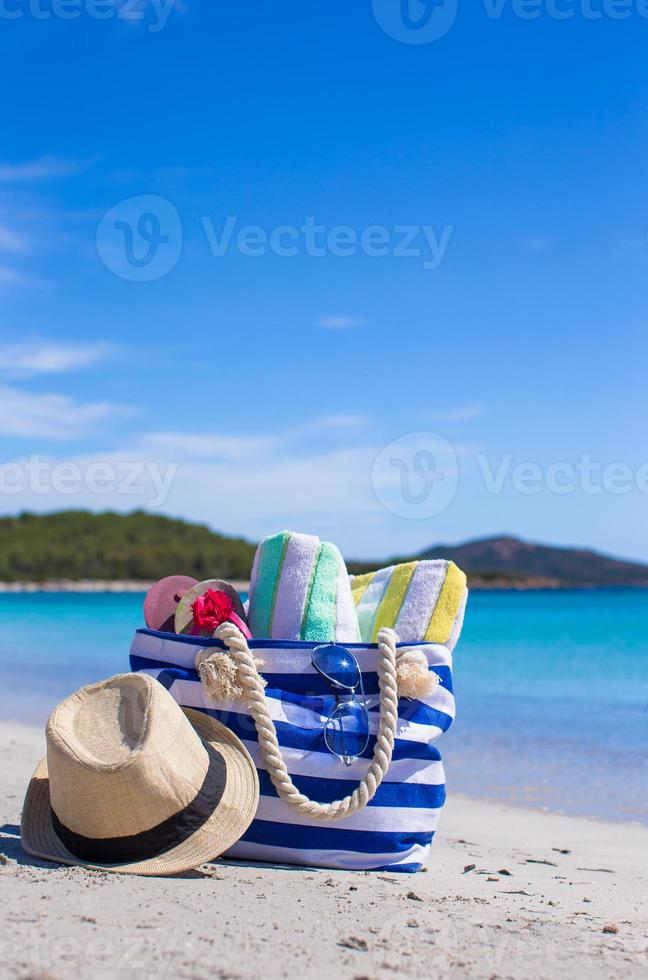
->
[3, 718, 644, 831]
[1, 579, 647, 593]
[4, 719, 645, 833]
[1, 720, 647, 979]
[0, 580, 251, 594]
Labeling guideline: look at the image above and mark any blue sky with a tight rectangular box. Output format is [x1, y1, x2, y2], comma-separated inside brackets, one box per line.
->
[0, 0, 646, 561]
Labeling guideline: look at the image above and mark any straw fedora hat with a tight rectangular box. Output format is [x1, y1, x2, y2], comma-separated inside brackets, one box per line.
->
[21, 673, 259, 876]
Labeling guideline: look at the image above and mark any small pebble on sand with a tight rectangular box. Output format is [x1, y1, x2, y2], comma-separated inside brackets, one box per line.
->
[338, 936, 369, 951]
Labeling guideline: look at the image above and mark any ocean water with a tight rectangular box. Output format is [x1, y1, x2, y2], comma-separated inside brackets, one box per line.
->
[0, 590, 646, 824]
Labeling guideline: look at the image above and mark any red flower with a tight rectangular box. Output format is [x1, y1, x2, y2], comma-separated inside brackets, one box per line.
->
[191, 589, 235, 635]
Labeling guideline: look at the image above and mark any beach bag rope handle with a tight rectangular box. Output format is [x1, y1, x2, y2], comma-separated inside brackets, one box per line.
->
[199, 622, 399, 822]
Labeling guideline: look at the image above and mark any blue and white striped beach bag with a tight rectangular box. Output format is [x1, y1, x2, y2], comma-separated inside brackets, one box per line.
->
[129, 629, 455, 873]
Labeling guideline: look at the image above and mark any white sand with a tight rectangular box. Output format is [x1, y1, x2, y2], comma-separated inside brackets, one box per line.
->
[1, 721, 646, 980]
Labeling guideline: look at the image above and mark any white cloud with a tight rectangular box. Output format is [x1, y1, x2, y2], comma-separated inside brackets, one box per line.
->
[142, 431, 280, 462]
[428, 405, 485, 423]
[0, 265, 35, 288]
[0, 157, 93, 183]
[0, 444, 384, 536]
[139, 414, 371, 462]
[317, 314, 368, 330]
[0, 420, 485, 555]
[520, 234, 555, 253]
[0, 384, 131, 439]
[0, 225, 30, 254]
[168, 447, 381, 527]
[303, 414, 368, 432]
[0, 342, 113, 377]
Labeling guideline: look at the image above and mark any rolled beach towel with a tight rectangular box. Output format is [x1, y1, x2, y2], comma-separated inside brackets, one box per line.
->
[350, 559, 467, 648]
[248, 531, 361, 642]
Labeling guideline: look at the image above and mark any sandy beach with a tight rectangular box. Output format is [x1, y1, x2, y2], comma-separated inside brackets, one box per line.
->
[1, 721, 646, 980]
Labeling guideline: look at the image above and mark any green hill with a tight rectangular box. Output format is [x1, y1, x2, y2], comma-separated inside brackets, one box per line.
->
[1, 514, 647, 589]
[0, 511, 256, 582]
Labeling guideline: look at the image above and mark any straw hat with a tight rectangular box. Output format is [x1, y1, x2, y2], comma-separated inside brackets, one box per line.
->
[21, 673, 259, 876]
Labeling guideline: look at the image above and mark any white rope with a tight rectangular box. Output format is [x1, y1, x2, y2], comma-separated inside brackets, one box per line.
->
[203, 623, 400, 821]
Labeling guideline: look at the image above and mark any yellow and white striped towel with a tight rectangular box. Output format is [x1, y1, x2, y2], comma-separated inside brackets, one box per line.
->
[350, 560, 467, 648]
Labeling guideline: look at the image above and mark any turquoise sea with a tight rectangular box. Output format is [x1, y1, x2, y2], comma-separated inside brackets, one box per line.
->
[1, 590, 646, 824]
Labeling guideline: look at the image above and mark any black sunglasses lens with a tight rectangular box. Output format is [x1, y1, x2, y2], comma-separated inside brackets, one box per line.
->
[312, 644, 361, 690]
[324, 702, 370, 762]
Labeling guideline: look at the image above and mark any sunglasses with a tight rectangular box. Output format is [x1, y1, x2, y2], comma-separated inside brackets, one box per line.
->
[311, 644, 370, 767]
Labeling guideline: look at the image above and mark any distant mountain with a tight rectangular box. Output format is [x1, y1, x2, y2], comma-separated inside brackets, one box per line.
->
[416, 535, 648, 588]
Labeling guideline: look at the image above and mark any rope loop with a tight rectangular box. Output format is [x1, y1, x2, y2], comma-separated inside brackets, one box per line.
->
[203, 623, 400, 821]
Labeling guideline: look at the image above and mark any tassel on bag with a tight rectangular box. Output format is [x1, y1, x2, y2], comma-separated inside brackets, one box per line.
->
[196, 648, 267, 701]
[394, 648, 440, 699]
[196, 646, 437, 702]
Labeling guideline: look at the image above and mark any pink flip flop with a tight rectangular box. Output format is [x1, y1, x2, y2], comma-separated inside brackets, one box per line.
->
[144, 575, 199, 633]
